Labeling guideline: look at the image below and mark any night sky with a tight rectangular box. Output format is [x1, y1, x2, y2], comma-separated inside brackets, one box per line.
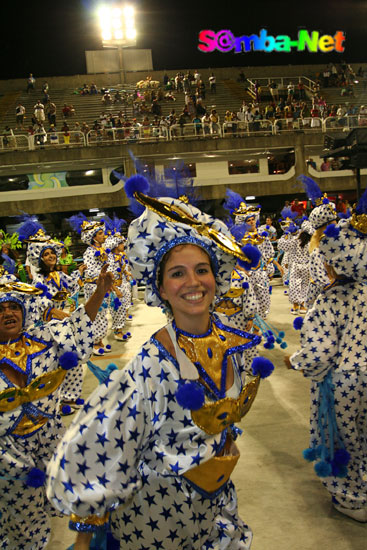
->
[2, 0, 366, 80]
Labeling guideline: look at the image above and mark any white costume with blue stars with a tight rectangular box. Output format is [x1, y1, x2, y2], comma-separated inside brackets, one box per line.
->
[47, 315, 260, 549]
[290, 280, 367, 510]
[33, 269, 84, 401]
[0, 306, 94, 550]
[216, 268, 258, 331]
[83, 245, 109, 345]
[278, 235, 310, 305]
[305, 248, 330, 308]
[107, 251, 132, 333]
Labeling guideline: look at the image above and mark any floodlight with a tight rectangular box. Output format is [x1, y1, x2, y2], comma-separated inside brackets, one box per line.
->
[98, 3, 136, 46]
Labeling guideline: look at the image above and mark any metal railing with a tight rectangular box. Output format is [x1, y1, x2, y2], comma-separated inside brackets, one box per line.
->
[2, 115, 367, 152]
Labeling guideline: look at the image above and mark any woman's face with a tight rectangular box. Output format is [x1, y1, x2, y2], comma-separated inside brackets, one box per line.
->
[247, 216, 257, 231]
[42, 248, 57, 270]
[93, 229, 106, 246]
[159, 244, 215, 333]
[0, 301, 23, 341]
[116, 241, 125, 253]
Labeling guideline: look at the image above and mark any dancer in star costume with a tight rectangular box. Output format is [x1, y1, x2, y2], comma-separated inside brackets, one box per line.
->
[68, 214, 111, 356]
[104, 215, 133, 342]
[0, 269, 113, 549]
[286, 187, 367, 522]
[47, 175, 274, 550]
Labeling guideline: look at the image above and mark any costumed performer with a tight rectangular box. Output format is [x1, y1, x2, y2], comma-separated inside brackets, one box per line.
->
[0, 268, 114, 549]
[285, 188, 367, 521]
[68, 214, 112, 356]
[46, 175, 274, 550]
[104, 214, 133, 342]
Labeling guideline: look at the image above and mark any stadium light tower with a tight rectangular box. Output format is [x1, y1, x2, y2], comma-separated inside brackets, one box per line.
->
[98, 4, 137, 83]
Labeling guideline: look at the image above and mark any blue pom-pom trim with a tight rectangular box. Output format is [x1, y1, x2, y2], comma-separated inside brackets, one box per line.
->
[59, 351, 79, 370]
[324, 224, 340, 239]
[26, 467, 46, 488]
[314, 460, 332, 477]
[293, 316, 304, 330]
[333, 448, 351, 466]
[251, 356, 274, 378]
[62, 404, 72, 415]
[322, 197, 330, 204]
[303, 447, 317, 462]
[75, 398, 84, 405]
[238, 244, 261, 270]
[95, 250, 101, 257]
[124, 174, 150, 198]
[105, 248, 111, 254]
[280, 342, 288, 349]
[105, 344, 111, 350]
[261, 231, 269, 237]
[176, 381, 205, 410]
[242, 281, 249, 289]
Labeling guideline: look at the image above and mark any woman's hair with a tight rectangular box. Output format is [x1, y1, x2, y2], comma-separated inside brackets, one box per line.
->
[39, 248, 57, 276]
[298, 231, 312, 248]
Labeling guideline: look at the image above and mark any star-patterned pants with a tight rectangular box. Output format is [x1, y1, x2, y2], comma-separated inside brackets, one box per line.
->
[60, 363, 84, 401]
[109, 282, 131, 331]
[0, 420, 64, 549]
[249, 270, 270, 319]
[84, 283, 109, 344]
[110, 462, 252, 549]
[310, 370, 367, 509]
[288, 263, 309, 305]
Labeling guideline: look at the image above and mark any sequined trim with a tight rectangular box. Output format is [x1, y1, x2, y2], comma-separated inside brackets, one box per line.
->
[69, 512, 110, 532]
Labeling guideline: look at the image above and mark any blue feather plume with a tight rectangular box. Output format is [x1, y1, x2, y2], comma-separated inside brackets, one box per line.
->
[230, 223, 248, 243]
[280, 207, 297, 220]
[297, 174, 322, 204]
[67, 212, 88, 234]
[1, 253, 16, 274]
[355, 186, 367, 215]
[18, 214, 45, 241]
[223, 189, 244, 215]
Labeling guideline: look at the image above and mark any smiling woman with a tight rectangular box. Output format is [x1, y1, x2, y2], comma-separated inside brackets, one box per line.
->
[46, 175, 275, 550]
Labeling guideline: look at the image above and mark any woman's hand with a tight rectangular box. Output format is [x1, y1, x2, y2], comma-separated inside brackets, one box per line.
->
[78, 263, 87, 275]
[52, 309, 70, 320]
[284, 355, 293, 369]
[96, 264, 114, 295]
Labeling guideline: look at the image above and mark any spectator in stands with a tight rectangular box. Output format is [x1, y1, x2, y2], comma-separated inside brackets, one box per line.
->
[201, 112, 211, 136]
[358, 104, 367, 126]
[26, 73, 36, 93]
[63, 127, 71, 146]
[81, 122, 90, 136]
[209, 72, 216, 94]
[81, 83, 90, 95]
[102, 90, 112, 105]
[194, 70, 201, 85]
[306, 158, 317, 169]
[320, 158, 331, 171]
[49, 125, 59, 146]
[73, 122, 82, 144]
[197, 79, 206, 100]
[195, 98, 206, 117]
[114, 90, 123, 104]
[331, 157, 342, 170]
[291, 198, 305, 217]
[287, 81, 295, 101]
[62, 104, 75, 118]
[15, 103, 26, 129]
[237, 70, 246, 83]
[90, 83, 98, 94]
[297, 79, 305, 99]
[35, 123, 47, 148]
[34, 100, 45, 123]
[269, 80, 278, 101]
[164, 90, 176, 101]
[192, 114, 202, 137]
[46, 101, 57, 127]
[209, 109, 220, 136]
[3, 126, 15, 148]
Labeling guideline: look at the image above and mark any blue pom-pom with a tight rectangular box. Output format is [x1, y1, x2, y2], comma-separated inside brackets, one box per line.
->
[105, 344, 111, 350]
[132, 280, 137, 286]
[123, 334, 128, 340]
[263, 342, 271, 349]
[59, 351, 79, 370]
[303, 447, 317, 462]
[276, 337, 282, 344]
[269, 285, 272, 295]
[117, 267, 121, 273]
[278, 331, 285, 338]
[26, 467, 46, 488]
[251, 356, 274, 378]
[266, 225, 270, 229]
[62, 404, 72, 415]
[267, 336, 275, 344]
[75, 398, 84, 405]
[238, 243, 261, 270]
[284, 280, 289, 286]
[176, 381, 205, 410]
[95, 250, 101, 257]
[315, 444, 325, 459]
[126, 332, 131, 337]
[333, 448, 351, 466]
[105, 248, 111, 254]
[114, 297, 122, 310]
[293, 316, 304, 330]
[322, 197, 330, 204]
[128, 315, 133, 319]
[335, 464, 348, 478]
[124, 174, 150, 199]
[324, 224, 340, 239]
[98, 348, 104, 353]
[242, 281, 249, 289]
[280, 341, 288, 349]
[261, 231, 269, 237]
[314, 460, 332, 477]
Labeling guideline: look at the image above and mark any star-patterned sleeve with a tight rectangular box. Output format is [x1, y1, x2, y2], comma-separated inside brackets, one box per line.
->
[83, 247, 106, 280]
[309, 249, 330, 286]
[277, 235, 294, 254]
[33, 305, 95, 362]
[46, 368, 148, 527]
[290, 292, 339, 381]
